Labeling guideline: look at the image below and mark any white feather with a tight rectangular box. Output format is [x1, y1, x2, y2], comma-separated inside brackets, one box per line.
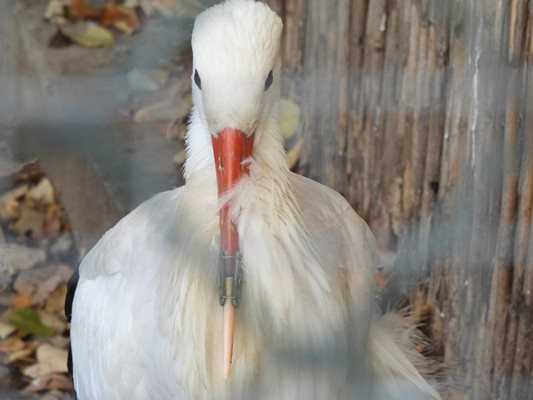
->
[70, 1, 441, 399]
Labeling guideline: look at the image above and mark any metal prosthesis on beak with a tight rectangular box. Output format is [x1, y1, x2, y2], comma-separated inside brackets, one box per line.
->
[219, 252, 244, 307]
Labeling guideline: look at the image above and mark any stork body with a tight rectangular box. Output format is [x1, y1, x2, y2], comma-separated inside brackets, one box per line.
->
[68, 1, 440, 399]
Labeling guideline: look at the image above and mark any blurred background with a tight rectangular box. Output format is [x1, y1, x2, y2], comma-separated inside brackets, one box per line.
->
[0, 0, 532, 399]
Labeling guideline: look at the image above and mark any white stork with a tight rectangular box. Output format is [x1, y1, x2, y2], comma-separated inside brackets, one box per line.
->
[66, 1, 441, 399]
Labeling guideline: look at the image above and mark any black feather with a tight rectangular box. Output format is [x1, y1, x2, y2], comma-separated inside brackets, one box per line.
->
[264, 70, 273, 91]
[194, 69, 202, 90]
[65, 266, 79, 323]
[65, 266, 79, 381]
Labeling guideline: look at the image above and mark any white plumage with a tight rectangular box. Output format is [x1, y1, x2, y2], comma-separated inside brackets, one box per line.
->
[69, 1, 441, 399]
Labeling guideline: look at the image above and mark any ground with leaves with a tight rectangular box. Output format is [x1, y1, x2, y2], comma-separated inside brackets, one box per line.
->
[0, 162, 76, 399]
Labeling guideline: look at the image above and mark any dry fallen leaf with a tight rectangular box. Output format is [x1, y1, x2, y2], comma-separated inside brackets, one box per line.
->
[99, 5, 140, 35]
[43, 389, 75, 400]
[7, 340, 39, 363]
[22, 343, 69, 378]
[70, 0, 103, 20]
[47, 335, 70, 349]
[33, 277, 69, 306]
[23, 372, 73, 393]
[44, 286, 68, 314]
[13, 274, 35, 298]
[27, 178, 55, 205]
[10, 205, 46, 237]
[0, 336, 25, 353]
[38, 213, 62, 239]
[68, 23, 114, 48]
[10, 293, 33, 309]
[44, 0, 68, 26]
[0, 185, 29, 220]
[44, 0, 65, 20]
[14, 265, 72, 307]
[0, 321, 17, 340]
[37, 310, 67, 334]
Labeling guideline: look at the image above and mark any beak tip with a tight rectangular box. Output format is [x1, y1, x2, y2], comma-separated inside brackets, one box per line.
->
[223, 365, 231, 381]
[223, 302, 235, 380]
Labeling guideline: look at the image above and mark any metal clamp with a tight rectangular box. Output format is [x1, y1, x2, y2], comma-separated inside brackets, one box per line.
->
[218, 252, 244, 308]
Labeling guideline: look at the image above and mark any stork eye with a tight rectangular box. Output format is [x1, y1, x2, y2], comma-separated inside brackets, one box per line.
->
[194, 70, 202, 90]
[264, 70, 273, 91]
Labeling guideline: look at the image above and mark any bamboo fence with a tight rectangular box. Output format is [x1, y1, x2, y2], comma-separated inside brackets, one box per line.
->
[266, 0, 533, 398]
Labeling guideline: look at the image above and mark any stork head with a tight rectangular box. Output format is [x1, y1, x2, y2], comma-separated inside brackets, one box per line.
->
[191, 0, 282, 139]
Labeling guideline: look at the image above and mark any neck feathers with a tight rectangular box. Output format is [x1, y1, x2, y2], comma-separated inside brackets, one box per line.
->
[184, 100, 289, 194]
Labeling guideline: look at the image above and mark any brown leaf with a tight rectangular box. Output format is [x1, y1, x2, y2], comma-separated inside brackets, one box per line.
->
[0, 185, 28, 220]
[10, 205, 46, 237]
[27, 178, 55, 205]
[37, 310, 67, 334]
[44, 286, 68, 314]
[44, 0, 66, 22]
[99, 5, 140, 34]
[23, 373, 73, 393]
[7, 340, 39, 363]
[70, 0, 104, 20]
[0, 322, 17, 340]
[41, 389, 75, 400]
[0, 336, 25, 353]
[13, 273, 37, 297]
[40, 213, 62, 239]
[32, 277, 67, 306]
[22, 343, 69, 378]
[46, 334, 70, 349]
[11, 293, 33, 309]
[46, 375, 74, 391]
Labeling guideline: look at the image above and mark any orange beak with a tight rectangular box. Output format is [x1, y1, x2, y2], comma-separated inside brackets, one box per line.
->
[211, 128, 254, 380]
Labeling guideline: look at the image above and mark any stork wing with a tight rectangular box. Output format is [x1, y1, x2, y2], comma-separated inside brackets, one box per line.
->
[289, 173, 441, 399]
[67, 187, 219, 398]
[289, 173, 378, 300]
